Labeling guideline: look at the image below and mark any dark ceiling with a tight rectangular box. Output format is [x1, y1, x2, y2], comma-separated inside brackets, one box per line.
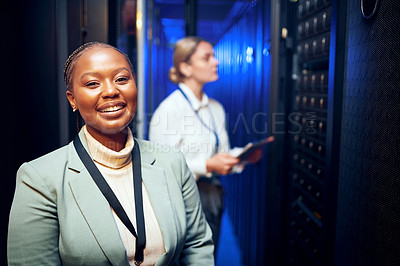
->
[154, 0, 252, 45]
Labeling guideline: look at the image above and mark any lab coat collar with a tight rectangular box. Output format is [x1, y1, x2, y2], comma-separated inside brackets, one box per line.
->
[178, 83, 209, 112]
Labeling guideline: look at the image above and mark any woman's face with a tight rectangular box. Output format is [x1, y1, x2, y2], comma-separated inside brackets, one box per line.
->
[186, 41, 219, 84]
[66, 47, 137, 137]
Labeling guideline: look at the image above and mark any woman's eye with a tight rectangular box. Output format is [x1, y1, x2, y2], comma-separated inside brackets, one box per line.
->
[85, 81, 99, 87]
[203, 56, 211, 62]
[116, 77, 129, 83]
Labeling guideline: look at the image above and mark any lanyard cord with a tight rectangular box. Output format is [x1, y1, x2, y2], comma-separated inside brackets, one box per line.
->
[178, 88, 220, 153]
[73, 136, 146, 265]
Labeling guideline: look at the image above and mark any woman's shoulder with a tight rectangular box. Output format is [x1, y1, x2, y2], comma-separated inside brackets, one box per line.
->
[26, 144, 71, 167]
[153, 90, 186, 113]
[208, 97, 224, 109]
[208, 97, 226, 116]
[16, 143, 74, 194]
[18, 143, 72, 178]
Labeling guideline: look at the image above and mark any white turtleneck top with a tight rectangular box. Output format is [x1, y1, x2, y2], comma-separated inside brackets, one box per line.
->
[83, 126, 165, 265]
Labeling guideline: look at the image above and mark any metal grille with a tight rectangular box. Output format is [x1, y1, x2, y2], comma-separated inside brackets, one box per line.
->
[286, 0, 332, 265]
[335, 0, 400, 265]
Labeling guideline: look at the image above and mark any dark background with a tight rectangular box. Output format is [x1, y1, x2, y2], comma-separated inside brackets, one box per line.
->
[2, 1, 60, 263]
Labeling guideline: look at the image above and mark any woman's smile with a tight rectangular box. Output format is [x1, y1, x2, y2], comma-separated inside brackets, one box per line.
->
[97, 100, 127, 116]
[98, 105, 125, 113]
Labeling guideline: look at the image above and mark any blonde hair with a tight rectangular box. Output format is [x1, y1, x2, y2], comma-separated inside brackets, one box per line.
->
[169, 36, 205, 83]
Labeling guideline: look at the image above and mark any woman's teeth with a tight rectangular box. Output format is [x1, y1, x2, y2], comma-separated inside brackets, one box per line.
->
[99, 105, 123, 113]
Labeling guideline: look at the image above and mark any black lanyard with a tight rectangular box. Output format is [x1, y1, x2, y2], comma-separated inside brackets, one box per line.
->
[178, 87, 220, 153]
[73, 136, 146, 265]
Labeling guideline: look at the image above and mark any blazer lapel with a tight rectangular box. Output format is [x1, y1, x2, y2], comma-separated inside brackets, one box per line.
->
[138, 141, 178, 264]
[67, 133, 129, 266]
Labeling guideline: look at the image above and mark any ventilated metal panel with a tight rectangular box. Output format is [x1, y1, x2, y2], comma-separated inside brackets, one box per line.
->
[286, 0, 332, 265]
[335, 0, 400, 265]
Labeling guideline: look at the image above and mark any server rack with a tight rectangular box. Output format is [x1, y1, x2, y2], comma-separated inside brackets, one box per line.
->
[285, 0, 334, 265]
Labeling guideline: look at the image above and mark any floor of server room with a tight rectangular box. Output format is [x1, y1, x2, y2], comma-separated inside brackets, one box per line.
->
[216, 210, 244, 266]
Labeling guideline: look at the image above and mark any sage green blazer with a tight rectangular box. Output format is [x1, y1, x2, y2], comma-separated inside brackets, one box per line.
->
[7, 131, 214, 265]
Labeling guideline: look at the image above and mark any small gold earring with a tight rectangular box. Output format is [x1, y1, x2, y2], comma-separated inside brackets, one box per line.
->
[72, 106, 77, 112]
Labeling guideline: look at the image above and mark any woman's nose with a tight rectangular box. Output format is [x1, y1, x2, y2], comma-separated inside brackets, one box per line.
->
[213, 57, 219, 65]
[102, 81, 119, 98]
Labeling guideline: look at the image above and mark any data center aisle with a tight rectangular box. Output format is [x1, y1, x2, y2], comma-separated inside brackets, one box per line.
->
[216, 210, 244, 266]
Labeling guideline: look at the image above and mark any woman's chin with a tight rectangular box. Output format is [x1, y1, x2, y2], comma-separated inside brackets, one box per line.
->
[101, 124, 132, 135]
[86, 120, 132, 137]
[210, 75, 219, 82]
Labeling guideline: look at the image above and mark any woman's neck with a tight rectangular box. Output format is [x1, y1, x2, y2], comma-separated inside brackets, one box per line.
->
[86, 126, 127, 152]
[182, 80, 204, 102]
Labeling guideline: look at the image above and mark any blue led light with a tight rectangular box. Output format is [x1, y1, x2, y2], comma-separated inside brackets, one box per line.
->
[246, 46, 254, 63]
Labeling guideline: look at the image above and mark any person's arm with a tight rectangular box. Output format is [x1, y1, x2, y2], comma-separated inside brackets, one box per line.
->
[8, 163, 62, 265]
[177, 151, 214, 265]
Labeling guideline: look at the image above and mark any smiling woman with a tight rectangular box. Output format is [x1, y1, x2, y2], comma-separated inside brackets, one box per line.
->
[7, 42, 214, 265]
[66, 44, 137, 150]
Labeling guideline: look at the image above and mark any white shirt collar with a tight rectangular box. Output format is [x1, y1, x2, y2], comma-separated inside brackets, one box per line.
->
[178, 83, 209, 111]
